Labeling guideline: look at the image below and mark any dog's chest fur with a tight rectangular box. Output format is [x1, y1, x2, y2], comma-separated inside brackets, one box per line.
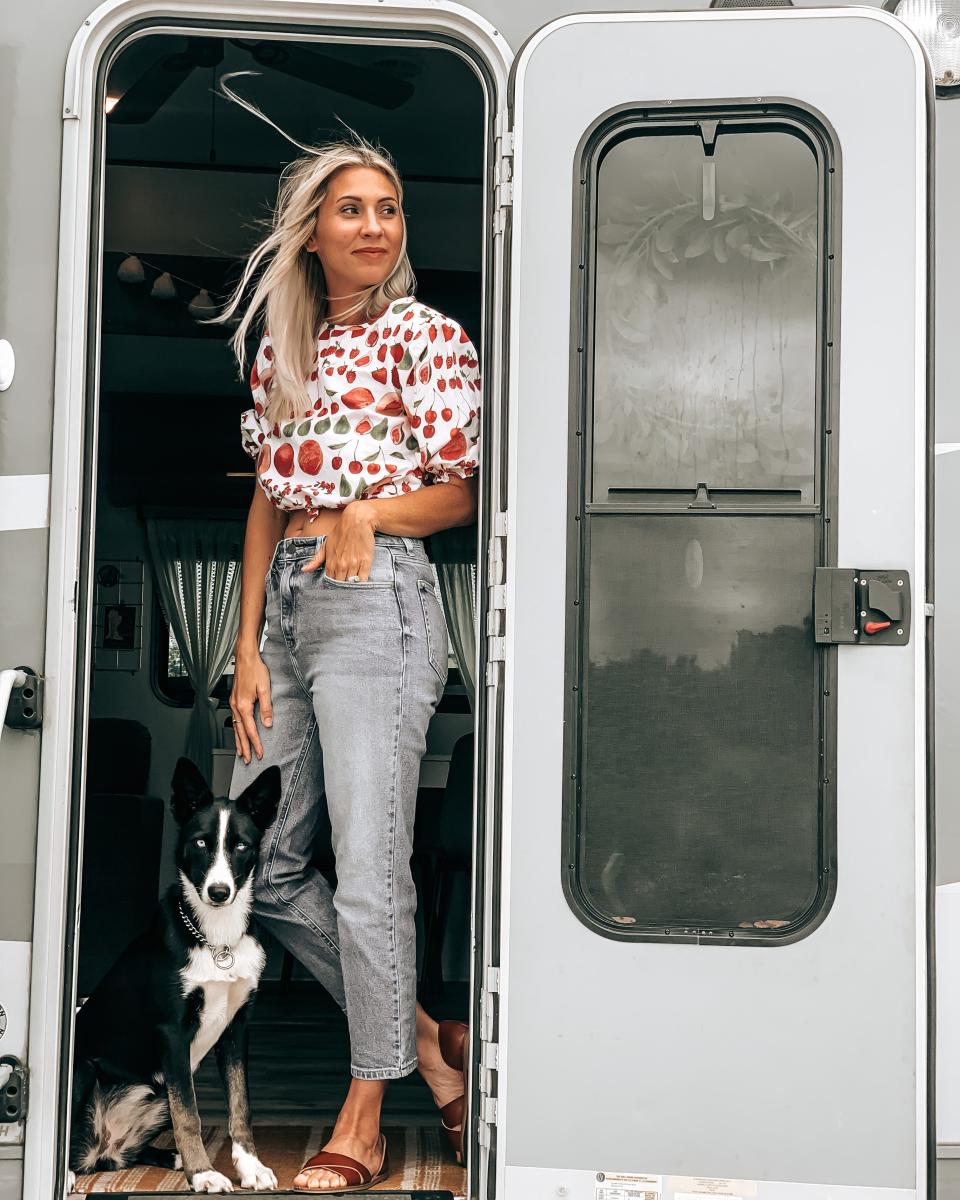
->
[179, 934, 265, 1071]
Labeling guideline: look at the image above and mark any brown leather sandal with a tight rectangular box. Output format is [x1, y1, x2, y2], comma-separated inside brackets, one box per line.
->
[438, 1019, 469, 1165]
[294, 1133, 388, 1193]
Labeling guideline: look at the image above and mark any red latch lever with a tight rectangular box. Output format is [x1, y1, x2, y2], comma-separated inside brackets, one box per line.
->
[864, 619, 892, 635]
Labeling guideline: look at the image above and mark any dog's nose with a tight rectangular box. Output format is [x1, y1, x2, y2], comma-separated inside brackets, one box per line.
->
[206, 884, 232, 905]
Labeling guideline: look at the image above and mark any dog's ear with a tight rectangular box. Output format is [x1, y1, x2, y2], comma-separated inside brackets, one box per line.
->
[235, 765, 281, 832]
[171, 757, 214, 825]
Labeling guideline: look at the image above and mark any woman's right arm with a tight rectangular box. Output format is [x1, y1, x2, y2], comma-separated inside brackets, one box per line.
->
[231, 484, 287, 764]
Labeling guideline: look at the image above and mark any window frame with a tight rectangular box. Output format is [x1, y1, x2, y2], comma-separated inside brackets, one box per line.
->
[562, 100, 841, 947]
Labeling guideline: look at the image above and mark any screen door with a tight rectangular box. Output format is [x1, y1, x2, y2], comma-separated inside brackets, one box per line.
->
[489, 10, 930, 1199]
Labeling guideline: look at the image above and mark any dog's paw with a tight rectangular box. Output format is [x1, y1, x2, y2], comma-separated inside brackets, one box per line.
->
[240, 1161, 278, 1191]
[66, 1170, 77, 1195]
[232, 1144, 277, 1191]
[191, 1170, 234, 1193]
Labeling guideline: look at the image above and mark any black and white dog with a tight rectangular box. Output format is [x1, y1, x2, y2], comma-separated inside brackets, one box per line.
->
[69, 757, 281, 1193]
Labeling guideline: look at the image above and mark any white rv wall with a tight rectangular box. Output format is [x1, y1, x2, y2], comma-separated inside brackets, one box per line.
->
[935, 98, 960, 888]
[933, 90, 960, 1151]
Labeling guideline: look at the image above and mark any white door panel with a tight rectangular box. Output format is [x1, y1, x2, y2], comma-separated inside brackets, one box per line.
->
[495, 9, 929, 1195]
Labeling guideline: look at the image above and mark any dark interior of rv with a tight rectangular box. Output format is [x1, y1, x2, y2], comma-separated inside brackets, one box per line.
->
[73, 30, 482, 1193]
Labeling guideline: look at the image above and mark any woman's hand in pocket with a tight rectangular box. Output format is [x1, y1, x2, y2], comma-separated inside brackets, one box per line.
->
[302, 501, 378, 580]
[231, 648, 273, 764]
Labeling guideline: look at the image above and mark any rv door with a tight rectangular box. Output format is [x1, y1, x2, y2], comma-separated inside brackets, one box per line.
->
[486, 8, 931, 1199]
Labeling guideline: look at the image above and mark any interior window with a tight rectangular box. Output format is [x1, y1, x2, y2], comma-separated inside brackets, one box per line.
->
[566, 111, 835, 942]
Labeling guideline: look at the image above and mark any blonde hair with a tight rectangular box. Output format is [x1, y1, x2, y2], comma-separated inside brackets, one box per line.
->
[216, 76, 415, 423]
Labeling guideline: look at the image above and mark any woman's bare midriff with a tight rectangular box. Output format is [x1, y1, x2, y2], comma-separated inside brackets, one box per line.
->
[282, 509, 348, 539]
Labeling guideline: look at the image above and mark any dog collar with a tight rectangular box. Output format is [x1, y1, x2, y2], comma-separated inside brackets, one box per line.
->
[178, 901, 236, 971]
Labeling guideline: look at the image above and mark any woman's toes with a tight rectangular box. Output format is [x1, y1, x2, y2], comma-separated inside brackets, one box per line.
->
[294, 1169, 345, 1190]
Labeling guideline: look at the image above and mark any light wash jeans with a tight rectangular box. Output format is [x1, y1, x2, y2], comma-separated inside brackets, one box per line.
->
[229, 531, 448, 1079]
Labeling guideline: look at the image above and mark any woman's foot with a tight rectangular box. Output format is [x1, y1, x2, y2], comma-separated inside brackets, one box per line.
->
[294, 1129, 385, 1191]
[416, 1010, 468, 1162]
[294, 1079, 387, 1191]
[416, 1010, 466, 1111]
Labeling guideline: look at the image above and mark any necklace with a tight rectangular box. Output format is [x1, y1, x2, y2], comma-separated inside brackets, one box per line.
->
[178, 902, 236, 970]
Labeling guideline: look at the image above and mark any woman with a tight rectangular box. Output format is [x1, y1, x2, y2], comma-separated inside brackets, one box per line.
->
[225, 137, 480, 1192]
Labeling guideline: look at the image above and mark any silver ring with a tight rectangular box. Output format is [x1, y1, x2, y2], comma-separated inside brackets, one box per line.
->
[348, 575, 361, 582]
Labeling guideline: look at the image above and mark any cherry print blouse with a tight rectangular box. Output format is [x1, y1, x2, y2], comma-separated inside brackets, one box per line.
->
[240, 296, 481, 514]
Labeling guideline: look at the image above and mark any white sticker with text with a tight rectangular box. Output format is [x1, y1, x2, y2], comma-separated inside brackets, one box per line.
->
[596, 1172, 663, 1200]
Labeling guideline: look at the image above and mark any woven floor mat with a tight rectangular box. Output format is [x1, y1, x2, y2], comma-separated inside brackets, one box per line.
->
[72, 1124, 464, 1193]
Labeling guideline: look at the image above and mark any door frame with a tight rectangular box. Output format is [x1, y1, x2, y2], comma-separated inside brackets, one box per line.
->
[31, 4, 510, 1196]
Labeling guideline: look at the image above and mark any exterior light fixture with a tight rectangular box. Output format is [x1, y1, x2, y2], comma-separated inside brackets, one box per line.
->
[0, 340, 15, 392]
[883, 0, 960, 95]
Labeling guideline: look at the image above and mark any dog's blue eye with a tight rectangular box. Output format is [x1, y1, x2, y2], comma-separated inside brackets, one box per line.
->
[195, 838, 206, 849]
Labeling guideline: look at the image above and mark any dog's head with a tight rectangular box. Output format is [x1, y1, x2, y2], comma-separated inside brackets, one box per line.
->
[171, 758, 281, 908]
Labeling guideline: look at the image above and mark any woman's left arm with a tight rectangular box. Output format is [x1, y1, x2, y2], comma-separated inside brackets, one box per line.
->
[303, 477, 477, 580]
[357, 475, 478, 537]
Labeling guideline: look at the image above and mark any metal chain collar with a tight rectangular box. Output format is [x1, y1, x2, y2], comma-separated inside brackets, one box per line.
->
[178, 901, 236, 970]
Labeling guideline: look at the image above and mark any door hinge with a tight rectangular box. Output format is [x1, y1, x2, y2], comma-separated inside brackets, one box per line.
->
[478, 967, 500, 1147]
[0, 1056, 28, 1126]
[478, 1097, 499, 1146]
[494, 113, 514, 238]
[480, 964, 500, 1040]
[485, 516, 507, 686]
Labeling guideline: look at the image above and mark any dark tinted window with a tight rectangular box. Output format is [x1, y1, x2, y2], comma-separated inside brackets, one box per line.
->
[579, 516, 820, 931]
[566, 112, 835, 942]
[592, 127, 819, 505]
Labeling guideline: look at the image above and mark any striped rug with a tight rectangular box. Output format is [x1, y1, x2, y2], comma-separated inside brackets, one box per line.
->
[71, 1125, 464, 1194]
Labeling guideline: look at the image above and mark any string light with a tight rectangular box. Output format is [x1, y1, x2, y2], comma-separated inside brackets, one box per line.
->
[150, 271, 178, 300]
[116, 252, 231, 322]
[187, 288, 217, 318]
[116, 254, 145, 283]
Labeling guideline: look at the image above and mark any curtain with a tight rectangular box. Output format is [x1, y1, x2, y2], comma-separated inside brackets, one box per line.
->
[145, 517, 244, 784]
[435, 563, 478, 713]
[428, 524, 479, 714]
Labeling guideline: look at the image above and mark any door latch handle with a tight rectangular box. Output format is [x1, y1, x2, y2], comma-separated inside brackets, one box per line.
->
[867, 579, 903, 622]
[814, 569, 911, 645]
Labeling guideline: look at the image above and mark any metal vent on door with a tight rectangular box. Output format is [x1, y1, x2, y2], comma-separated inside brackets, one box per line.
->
[710, 0, 793, 8]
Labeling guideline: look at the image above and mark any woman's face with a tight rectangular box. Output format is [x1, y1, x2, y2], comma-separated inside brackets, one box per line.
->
[306, 165, 404, 296]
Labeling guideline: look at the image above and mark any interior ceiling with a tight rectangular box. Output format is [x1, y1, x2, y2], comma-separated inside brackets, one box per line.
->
[97, 32, 486, 514]
[105, 34, 485, 181]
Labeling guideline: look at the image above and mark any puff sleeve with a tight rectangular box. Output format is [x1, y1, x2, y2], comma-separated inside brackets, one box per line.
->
[403, 315, 481, 483]
[239, 333, 274, 461]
